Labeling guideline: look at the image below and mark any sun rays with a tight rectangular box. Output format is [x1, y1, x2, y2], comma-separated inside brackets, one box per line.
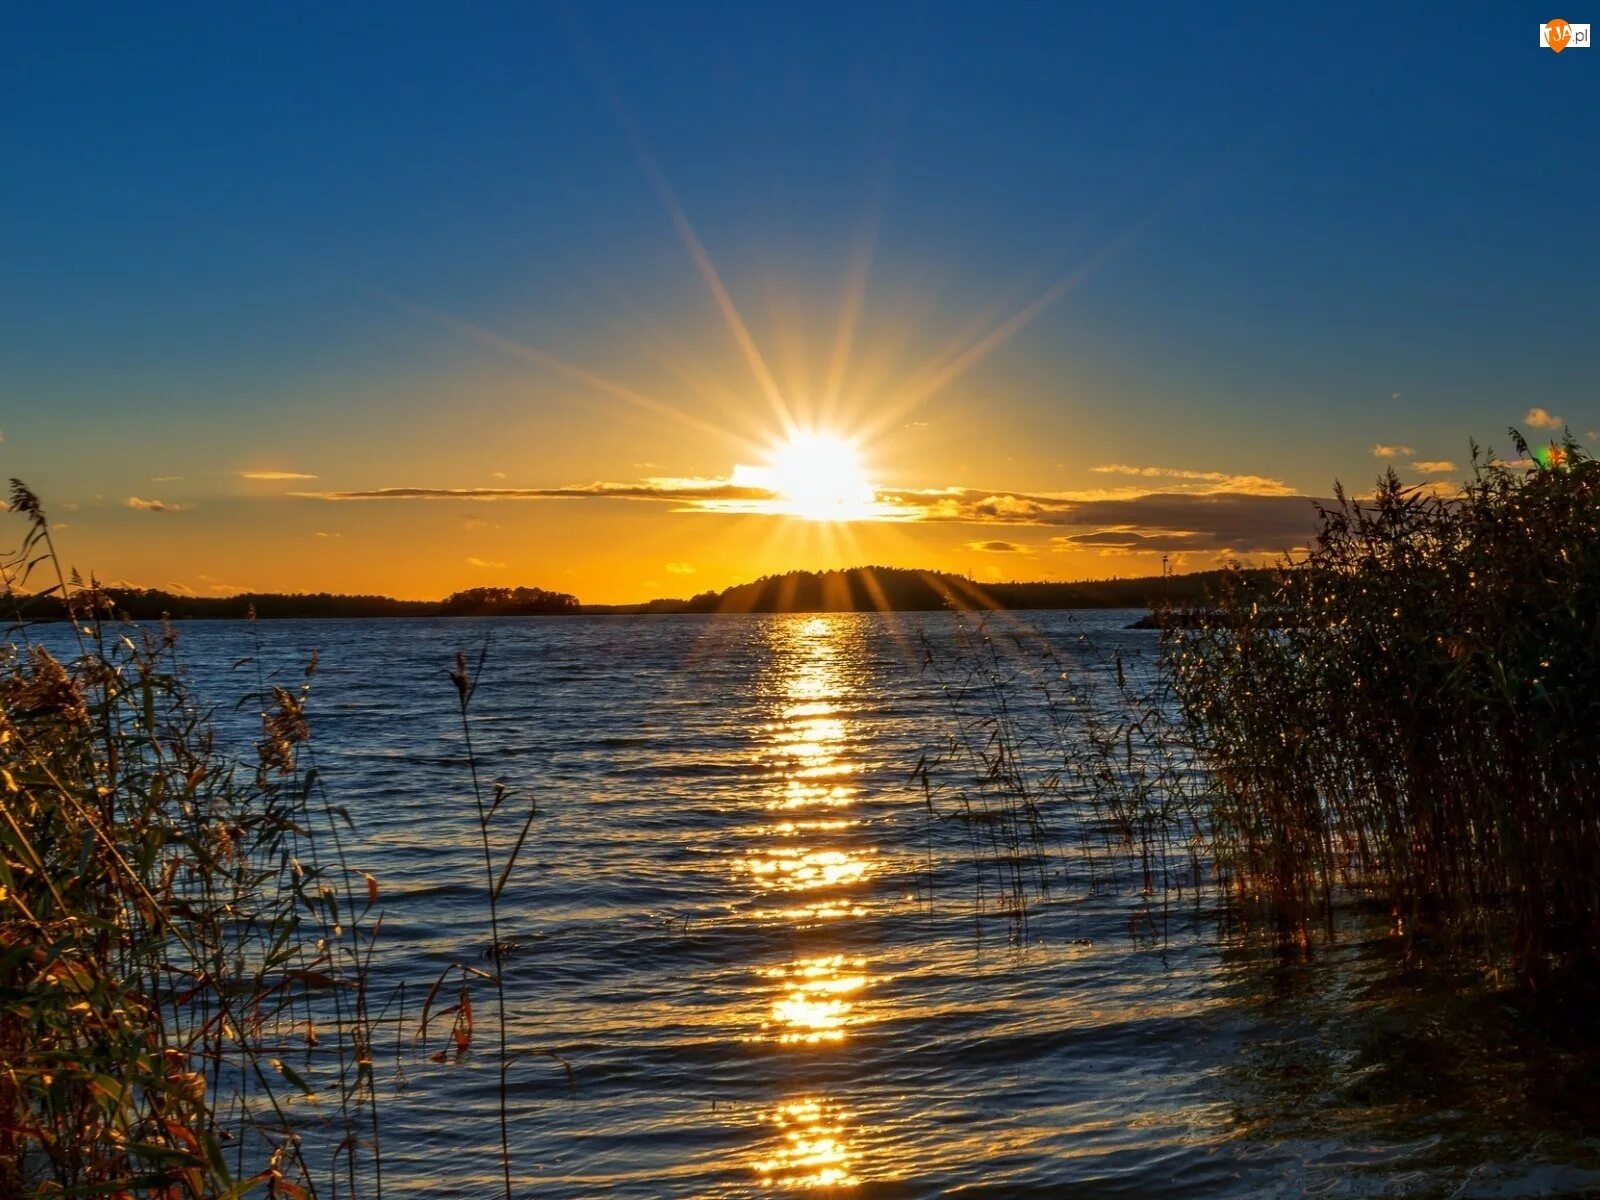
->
[319, 77, 1202, 606]
[372, 75, 1123, 527]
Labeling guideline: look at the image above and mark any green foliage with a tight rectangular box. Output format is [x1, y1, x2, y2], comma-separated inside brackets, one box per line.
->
[1166, 434, 1600, 981]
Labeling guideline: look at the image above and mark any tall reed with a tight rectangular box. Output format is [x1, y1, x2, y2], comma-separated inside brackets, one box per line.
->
[447, 644, 541, 1200]
[1165, 435, 1600, 982]
[914, 610, 1210, 942]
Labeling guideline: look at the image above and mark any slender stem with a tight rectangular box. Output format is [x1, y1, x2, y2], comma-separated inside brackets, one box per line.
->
[455, 664, 512, 1200]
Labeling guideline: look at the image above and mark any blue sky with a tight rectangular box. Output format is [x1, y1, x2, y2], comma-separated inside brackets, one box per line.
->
[1, 3, 1594, 599]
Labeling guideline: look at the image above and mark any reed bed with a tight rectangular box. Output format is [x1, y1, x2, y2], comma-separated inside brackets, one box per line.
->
[1164, 435, 1600, 983]
[0, 481, 546, 1198]
[0, 481, 388, 1196]
[913, 610, 1212, 943]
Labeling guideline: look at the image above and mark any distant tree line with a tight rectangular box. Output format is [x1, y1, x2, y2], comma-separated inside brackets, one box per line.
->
[7, 585, 580, 622]
[7, 568, 1259, 622]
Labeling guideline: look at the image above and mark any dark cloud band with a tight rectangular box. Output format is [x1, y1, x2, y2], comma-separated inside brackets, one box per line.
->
[293, 480, 1327, 554]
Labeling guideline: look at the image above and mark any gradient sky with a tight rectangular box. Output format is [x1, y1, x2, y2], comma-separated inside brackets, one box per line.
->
[2, 3, 1595, 602]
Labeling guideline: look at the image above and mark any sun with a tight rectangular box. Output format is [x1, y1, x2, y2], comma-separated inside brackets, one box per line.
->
[738, 431, 878, 521]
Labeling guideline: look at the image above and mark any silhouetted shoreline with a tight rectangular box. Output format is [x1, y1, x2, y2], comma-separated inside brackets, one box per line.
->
[9, 566, 1268, 622]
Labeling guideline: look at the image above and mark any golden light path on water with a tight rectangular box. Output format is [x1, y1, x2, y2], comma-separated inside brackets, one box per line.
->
[745, 616, 875, 1188]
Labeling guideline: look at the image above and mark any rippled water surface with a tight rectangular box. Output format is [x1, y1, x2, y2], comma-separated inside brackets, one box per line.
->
[41, 611, 1600, 1198]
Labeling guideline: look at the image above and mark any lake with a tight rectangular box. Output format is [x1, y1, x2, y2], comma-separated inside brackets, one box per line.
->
[33, 610, 1600, 1198]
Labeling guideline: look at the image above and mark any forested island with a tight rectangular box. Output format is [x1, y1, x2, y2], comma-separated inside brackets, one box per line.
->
[656, 566, 1258, 614]
[7, 567, 1261, 621]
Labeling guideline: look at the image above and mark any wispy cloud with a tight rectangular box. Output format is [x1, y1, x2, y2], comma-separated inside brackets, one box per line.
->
[1035, 492, 1324, 552]
[665, 562, 696, 575]
[241, 470, 317, 481]
[151, 475, 182, 482]
[1371, 444, 1414, 458]
[125, 496, 189, 513]
[1407, 480, 1465, 499]
[465, 556, 506, 569]
[1410, 460, 1458, 474]
[1089, 463, 1296, 496]
[1525, 407, 1564, 430]
[904, 485, 1315, 526]
[295, 478, 768, 505]
[1057, 530, 1181, 548]
[314, 531, 341, 539]
[965, 540, 1029, 553]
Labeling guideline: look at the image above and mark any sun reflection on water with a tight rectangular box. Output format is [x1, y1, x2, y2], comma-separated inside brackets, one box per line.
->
[743, 846, 873, 890]
[754, 1098, 859, 1190]
[761, 955, 869, 1045]
[743, 615, 881, 1187]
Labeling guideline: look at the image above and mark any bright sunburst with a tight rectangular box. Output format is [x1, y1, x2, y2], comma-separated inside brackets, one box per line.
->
[735, 431, 878, 521]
